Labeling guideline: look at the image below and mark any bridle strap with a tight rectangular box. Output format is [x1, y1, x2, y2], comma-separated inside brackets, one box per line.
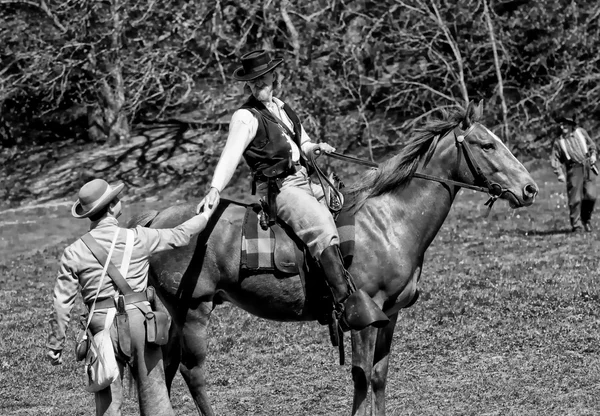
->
[320, 123, 507, 215]
[454, 124, 507, 213]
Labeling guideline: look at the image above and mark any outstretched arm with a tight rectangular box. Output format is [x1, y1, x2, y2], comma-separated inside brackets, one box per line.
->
[197, 109, 256, 213]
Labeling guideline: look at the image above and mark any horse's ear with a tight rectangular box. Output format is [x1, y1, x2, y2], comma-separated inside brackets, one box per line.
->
[463, 99, 484, 129]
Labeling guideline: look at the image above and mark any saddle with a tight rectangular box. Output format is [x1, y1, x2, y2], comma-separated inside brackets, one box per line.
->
[240, 203, 355, 275]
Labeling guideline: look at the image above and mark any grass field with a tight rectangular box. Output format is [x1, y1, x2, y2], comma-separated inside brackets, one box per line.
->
[2, 164, 600, 416]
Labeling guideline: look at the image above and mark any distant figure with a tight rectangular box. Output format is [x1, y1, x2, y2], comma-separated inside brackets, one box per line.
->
[550, 116, 597, 232]
[46, 178, 215, 415]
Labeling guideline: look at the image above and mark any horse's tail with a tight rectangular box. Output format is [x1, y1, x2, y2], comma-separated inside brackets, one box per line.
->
[127, 210, 160, 228]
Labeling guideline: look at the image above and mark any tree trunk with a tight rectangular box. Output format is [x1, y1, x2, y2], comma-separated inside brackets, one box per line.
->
[483, 0, 509, 143]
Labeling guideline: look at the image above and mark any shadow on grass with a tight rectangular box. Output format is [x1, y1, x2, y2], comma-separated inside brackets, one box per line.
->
[508, 228, 573, 236]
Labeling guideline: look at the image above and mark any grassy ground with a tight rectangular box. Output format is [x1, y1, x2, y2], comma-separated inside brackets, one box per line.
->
[2, 164, 600, 415]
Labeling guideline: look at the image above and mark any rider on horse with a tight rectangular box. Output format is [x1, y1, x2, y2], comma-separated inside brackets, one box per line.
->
[197, 49, 388, 331]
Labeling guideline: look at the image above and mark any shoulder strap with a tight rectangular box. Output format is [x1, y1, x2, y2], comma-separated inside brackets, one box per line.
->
[82, 228, 120, 336]
[120, 229, 134, 278]
[81, 230, 134, 295]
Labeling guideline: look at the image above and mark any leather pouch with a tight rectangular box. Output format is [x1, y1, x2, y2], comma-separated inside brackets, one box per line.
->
[75, 329, 91, 362]
[145, 310, 171, 346]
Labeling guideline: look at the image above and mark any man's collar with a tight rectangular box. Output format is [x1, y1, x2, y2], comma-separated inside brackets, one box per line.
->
[272, 97, 284, 109]
[89, 216, 119, 231]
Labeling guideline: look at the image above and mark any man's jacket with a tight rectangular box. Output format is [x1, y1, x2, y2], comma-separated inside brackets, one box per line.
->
[47, 216, 201, 351]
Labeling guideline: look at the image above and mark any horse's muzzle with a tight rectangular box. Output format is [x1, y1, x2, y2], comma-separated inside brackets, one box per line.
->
[522, 183, 538, 205]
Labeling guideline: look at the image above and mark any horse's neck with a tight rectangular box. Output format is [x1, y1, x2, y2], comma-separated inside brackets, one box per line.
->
[361, 167, 457, 255]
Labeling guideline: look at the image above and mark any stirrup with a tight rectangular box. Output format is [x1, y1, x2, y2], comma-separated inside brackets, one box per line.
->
[342, 289, 389, 331]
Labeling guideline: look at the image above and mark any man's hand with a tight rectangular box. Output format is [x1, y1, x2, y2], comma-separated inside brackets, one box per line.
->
[317, 143, 336, 154]
[47, 349, 63, 365]
[590, 153, 597, 165]
[557, 173, 566, 183]
[312, 142, 336, 158]
[196, 187, 220, 215]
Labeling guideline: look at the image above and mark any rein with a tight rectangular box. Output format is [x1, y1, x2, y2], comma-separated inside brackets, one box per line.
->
[317, 123, 508, 216]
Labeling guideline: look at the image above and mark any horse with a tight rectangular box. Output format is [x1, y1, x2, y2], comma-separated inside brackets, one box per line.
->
[130, 101, 538, 416]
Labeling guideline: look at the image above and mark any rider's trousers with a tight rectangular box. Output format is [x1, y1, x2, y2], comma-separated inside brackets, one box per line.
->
[257, 165, 339, 260]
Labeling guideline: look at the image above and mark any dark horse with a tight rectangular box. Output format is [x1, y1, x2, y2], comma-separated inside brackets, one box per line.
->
[131, 102, 538, 416]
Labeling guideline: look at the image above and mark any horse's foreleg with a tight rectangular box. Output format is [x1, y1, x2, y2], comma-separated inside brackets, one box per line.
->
[179, 301, 215, 416]
[351, 326, 378, 416]
[371, 313, 399, 416]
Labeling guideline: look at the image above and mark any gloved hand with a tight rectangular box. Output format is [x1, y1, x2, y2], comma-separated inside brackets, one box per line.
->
[590, 153, 597, 165]
[557, 173, 566, 183]
[47, 349, 63, 365]
[196, 187, 220, 215]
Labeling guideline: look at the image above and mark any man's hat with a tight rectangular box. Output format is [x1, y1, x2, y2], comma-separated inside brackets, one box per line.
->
[71, 179, 124, 219]
[555, 115, 577, 127]
[233, 50, 283, 81]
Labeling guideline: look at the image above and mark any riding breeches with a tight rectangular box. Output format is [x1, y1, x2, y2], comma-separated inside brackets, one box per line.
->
[566, 163, 597, 228]
[89, 305, 174, 416]
[259, 166, 339, 260]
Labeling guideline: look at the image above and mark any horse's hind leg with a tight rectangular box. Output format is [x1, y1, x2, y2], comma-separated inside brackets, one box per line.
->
[371, 313, 399, 416]
[179, 301, 215, 416]
[351, 326, 378, 416]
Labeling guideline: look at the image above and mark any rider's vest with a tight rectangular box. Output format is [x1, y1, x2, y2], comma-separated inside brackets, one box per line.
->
[240, 95, 305, 178]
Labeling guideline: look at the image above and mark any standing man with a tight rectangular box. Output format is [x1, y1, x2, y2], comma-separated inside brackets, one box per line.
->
[196, 49, 388, 331]
[550, 116, 597, 232]
[46, 178, 215, 415]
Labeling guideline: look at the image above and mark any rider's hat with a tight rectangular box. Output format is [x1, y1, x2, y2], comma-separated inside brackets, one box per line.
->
[233, 50, 283, 81]
[71, 179, 124, 219]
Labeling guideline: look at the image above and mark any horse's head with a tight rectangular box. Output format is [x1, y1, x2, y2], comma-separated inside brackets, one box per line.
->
[440, 100, 538, 208]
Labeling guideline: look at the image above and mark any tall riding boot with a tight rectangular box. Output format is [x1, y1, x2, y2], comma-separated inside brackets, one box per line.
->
[319, 245, 389, 331]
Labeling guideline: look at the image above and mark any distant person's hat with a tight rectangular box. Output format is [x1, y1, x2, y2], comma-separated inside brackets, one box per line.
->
[555, 115, 577, 127]
[72, 179, 124, 219]
[233, 50, 283, 81]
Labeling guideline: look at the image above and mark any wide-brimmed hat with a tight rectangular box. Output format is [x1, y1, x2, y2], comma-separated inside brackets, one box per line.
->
[71, 179, 124, 219]
[555, 115, 577, 127]
[233, 50, 283, 81]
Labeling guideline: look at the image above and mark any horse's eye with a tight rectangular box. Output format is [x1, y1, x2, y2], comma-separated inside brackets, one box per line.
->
[481, 143, 496, 151]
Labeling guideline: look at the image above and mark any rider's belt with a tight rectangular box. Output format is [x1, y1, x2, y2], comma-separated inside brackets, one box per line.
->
[90, 291, 148, 310]
[254, 161, 301, 184]
[252, 160, 301, 195]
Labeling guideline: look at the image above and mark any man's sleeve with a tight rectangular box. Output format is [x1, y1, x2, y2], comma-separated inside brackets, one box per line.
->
[579, 128, 596, 154]
[300, 125, 318, 155]
[47, 248, 80, 351]
[550, 140, 564, 176]
[135, 213, 210, 255]
[210, 109, 256, 192]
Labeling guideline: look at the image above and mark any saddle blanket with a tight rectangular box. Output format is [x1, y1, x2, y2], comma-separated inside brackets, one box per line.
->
[241, 205, 355, 273]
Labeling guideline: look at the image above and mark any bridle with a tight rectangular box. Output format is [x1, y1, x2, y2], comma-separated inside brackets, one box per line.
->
[314, 122, 511, 216]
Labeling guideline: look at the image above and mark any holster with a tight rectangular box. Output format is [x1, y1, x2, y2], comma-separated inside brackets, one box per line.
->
[253, 159, 294, 228]
[144, 286, 171, 345]
[115, 295, 132, 361]
[144, 311, 171, 345]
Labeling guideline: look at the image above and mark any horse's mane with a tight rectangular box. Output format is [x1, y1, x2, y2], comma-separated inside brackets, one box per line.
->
[344, 107, 474, 213]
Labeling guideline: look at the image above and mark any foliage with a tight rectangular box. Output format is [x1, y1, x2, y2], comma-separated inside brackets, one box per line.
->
[1, 0, 599, 156]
